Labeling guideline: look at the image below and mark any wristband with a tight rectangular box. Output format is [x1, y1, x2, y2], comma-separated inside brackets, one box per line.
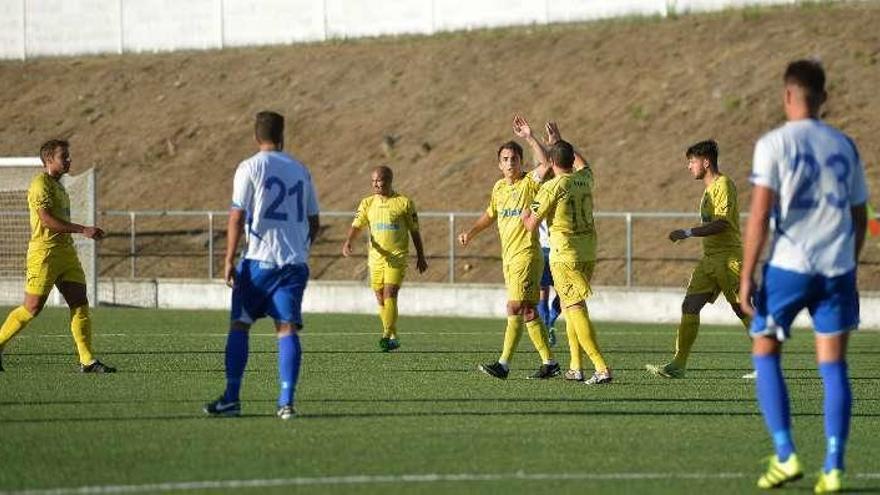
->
[683, 228, 693, 238]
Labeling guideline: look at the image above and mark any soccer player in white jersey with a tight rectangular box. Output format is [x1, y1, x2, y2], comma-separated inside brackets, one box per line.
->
[740, 60, 868, 492]
[537, 220, 561, 346]
[205, 111, 320, 420]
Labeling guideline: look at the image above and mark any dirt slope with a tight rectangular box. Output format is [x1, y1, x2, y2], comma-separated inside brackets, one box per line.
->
[1, 2, 878, 285]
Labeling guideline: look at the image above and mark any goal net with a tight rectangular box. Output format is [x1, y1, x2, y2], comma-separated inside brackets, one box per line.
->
[0, 158, 97, 307]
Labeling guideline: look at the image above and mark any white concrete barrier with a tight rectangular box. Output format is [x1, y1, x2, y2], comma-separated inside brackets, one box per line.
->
[0, 0, 833, 59]
[86, 278, 880, 330]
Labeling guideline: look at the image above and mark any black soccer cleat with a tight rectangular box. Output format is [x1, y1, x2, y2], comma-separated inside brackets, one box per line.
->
[528, 362, 561, 380]
[204, 396, 241, 417]
[378, 337, 391, 352]
[0, 353, 4, 372]
[386, 339, 400, 351]
[80, 360, 116, 373]
[479, 361, 509, 380]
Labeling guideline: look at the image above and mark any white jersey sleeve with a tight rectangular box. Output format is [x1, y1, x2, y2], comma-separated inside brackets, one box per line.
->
[231, 163, 255, 211]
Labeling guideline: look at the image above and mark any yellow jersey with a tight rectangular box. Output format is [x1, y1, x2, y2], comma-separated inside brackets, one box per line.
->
[486, 174, 541, 263]
[353, 192, 419, 263]
[530, 167, 597, 263]
[700, 175, 742, 257]
[27, 173, 74, 250]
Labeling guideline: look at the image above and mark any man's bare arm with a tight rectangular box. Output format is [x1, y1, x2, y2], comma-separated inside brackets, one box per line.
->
[37, 208, 104, 240]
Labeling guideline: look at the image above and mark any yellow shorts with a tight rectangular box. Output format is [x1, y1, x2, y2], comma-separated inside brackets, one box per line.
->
[686, 254, 742, 305]
[502, 252, 543, 303]
[25, 245, 86, 296]
[369, 256, 407, 291]
[550, 261, 595, 307]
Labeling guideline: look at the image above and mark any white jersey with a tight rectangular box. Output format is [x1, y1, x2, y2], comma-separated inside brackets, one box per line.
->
[231, 150, 320, 266]
[751, 119, 868, 277]
[538, 220, 551, 249]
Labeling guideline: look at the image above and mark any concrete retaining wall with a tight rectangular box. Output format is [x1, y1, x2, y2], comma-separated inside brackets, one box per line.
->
[1, 0, 818, 59]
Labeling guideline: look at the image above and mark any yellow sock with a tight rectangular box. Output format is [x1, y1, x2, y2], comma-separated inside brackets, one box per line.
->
[524, 318, 553, 364]
[565, 306, 607, 372]
[70, 305, 95, 365]
[565, 323, 582, 371]
[499, 315, 523, 364]
[378, 303, 391, 338]
[385, 297, 398, 340]
[0, 306, 35, 351]
[672, 313, 700, 368]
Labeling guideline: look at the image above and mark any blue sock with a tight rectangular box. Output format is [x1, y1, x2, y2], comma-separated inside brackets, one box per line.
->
[223, 329, 249, 402]
[549, 295, 562, 327]
[819, 361, 851, 473]
[277, 333, 302, 408]
[754, 353, 794, 461]
[537, 298, 550, 328]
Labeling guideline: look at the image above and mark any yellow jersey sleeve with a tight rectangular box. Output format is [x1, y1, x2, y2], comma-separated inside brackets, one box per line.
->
[352, 197, 371, 229]
[405, 198, 420, 232]
[530, 178, 559, 222]
[485, 181, 500, 219]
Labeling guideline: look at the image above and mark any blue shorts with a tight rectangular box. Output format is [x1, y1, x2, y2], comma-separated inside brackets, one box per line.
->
[540, 247, 554, 288]
[750, 265, 859, 340]
[231, 259, 309, 326]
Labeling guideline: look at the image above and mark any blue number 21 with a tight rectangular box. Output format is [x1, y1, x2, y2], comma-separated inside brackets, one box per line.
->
[263, 177, 304, 222]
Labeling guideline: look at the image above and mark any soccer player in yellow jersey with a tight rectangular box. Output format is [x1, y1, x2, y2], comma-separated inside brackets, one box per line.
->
[342, 166, 427, 351]
[459, 115, 559, 380]
[0, 139, 114, 373]
[646, 140, 751, 379]
[523, 137, 612, 385]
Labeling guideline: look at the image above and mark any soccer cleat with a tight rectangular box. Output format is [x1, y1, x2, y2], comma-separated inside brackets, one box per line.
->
[0, 353, 4, 372]
[756, 454, 803, 489]
[584, 368, 613, 385]
[386, 339, 400, 351]
[547, 327, 557, 347]
[276, 405, 295, 420]
[742, 370, 758, 380]
[564, 369, 584, 381]
[80, 360, 116, 373]
[814, 469, 842, 493]
[528, 362, 561, 380]
[479, 361, 509, 380]
[203, 396, 241, 417]
[645, 362, 685, 379]
[378, 337, 391, 352]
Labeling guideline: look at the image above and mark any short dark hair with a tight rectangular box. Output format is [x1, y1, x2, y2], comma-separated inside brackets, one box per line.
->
[784, 59, 826, 107]
[39, 139, 69, 165]
[686, 140, 719, 169]
[254, 111, 284, 144]
[548, 141, 575, 169]
[497, 141, 523, 161]
[373, 165, 393, 182]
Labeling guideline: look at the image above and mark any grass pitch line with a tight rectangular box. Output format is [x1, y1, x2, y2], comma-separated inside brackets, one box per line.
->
[2, 472, 753, 494]
[20, 330, 751, 339]
[8, 471, 880, 493]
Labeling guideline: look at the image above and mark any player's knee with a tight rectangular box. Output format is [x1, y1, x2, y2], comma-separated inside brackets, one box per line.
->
[521, 306, 537, 321]
[681, 296, 705, 314]
[752, 336, 780, 356]
[230, 321, 250, 332]
[507, 301, 523, 315]
[384, 285, 400, 299]
[23, 299, 45, 316]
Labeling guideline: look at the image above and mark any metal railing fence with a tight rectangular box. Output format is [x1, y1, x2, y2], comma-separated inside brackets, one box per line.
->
[95, 209, 880, 288]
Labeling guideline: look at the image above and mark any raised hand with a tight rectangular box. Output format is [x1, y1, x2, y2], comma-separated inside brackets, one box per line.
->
[512, 114, 533, 139]
[545, 121, 561, 145]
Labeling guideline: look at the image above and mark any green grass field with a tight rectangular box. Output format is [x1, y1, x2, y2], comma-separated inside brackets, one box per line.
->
[1, 307, 879, 494]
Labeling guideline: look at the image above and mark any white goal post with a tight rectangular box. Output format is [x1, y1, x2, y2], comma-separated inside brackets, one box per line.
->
[0, 158, 97, 307]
